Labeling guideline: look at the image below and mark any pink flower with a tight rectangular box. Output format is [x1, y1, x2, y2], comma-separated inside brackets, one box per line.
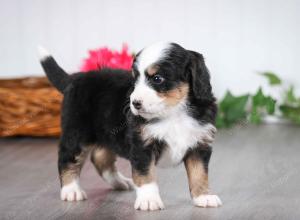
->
[80, 44, 133, 72]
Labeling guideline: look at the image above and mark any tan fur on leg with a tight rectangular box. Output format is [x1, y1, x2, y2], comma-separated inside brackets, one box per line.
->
[60, 148, 90, 201]
[91, 147, 116, 175]
[184, 154, 222, 207]
[61, 148, 90, 186]
[184, 154, 209, 197]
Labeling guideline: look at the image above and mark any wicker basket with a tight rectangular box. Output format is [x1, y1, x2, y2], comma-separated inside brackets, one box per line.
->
[0, 77, 62, 137]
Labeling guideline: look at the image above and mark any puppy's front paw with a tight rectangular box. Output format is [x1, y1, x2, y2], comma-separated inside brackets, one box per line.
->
[60, 180, 87, 202]
[193, 194, 222, 208]
[102, 171, 135, 190]
[134, 195, 165, 211]
[134, 183, 164, 211]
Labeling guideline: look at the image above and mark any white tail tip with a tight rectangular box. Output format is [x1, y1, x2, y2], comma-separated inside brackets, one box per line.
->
[37, 45, 51, 61]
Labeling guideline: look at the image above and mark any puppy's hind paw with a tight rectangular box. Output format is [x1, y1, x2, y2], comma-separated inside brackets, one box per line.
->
[193, 194, 222, 208]
[102, 171, 135, 191]
[111, 174, 135, 191]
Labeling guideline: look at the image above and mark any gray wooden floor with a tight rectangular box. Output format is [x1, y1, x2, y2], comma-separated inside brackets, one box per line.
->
[1, 124, 300, 220]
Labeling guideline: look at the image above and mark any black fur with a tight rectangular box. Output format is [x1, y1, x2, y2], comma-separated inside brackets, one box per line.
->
[187, 50, 213, 102]
[41, 56, 72, 93]
[40, 43, 217, 183]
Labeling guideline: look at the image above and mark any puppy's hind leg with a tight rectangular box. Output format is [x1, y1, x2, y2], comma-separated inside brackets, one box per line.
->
[91, 147, 134, 190]
[58, 138, 90, 202]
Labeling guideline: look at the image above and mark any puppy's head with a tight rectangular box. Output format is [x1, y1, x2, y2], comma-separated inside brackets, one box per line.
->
[130, 42, 213, 120]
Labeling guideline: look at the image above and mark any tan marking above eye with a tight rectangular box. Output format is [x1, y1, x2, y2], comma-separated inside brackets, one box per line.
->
[146, 65, 159, 76]
[157, 83, 189, 106]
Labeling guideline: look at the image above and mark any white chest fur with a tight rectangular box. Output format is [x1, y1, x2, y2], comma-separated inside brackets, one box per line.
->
[142, 110, 216, 167]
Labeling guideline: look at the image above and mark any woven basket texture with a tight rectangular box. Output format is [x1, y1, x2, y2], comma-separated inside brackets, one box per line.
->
[0, 77, 62, 137]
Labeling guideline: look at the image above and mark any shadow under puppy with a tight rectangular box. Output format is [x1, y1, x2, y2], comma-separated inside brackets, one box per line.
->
[39, 42, 222, 211]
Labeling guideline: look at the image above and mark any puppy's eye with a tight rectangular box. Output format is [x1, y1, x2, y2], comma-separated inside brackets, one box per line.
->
[152, 75, 164, 84]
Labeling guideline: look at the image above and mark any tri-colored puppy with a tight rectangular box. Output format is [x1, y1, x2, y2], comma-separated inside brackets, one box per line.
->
[39, 42, 222, 211]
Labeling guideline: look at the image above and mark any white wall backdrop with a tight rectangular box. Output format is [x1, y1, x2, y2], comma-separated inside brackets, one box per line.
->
[0, 0, 299, 97]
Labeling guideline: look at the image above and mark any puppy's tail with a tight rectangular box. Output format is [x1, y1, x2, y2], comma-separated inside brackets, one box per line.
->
[38, 46, 72, 93]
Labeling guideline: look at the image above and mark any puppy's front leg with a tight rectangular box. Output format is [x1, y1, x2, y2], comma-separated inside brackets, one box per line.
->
[131, 158, 164, 211]
[184, 146, 222, 208]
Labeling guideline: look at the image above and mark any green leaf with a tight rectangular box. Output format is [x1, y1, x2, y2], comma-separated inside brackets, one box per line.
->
[280, 105, 300, 124]
[252, 87, 276, 114]
[260, 72, 282, 85]
[217, 91, 249, 128]
[252, 87, 265, 106]
[284, 86, 298, 104]
[250, 107, 262, 124]
[248, 87, 276, 125]
[265, 97, 276, 114]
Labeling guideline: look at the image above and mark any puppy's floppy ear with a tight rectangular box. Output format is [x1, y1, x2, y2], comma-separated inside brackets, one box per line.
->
[186, 50, 213, 102]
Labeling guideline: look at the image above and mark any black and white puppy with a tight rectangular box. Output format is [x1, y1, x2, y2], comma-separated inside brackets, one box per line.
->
[39, 42, 222, 211]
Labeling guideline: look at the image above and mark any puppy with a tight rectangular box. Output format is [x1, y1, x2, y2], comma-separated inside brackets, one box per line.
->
[39, 42, 222, 211]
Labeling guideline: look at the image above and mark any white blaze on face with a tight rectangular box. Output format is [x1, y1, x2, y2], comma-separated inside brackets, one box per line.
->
[130, 42, 171, 119]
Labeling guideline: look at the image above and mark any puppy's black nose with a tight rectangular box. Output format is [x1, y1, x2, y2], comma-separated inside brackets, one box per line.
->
[132, 100, 142, 110]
